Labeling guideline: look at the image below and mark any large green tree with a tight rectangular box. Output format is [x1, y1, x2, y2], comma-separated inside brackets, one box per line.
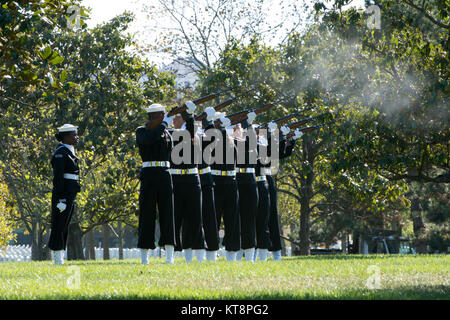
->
[312, 0, 449, 252]
[1, 9, 176, 260]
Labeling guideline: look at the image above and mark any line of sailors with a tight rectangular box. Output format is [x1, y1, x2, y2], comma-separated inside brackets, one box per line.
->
[135, 101, 303, 264]
[46, 101, 303, 265]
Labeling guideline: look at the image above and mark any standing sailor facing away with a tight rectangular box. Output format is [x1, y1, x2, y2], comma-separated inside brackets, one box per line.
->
[48, 124, 81, 265]
[136, 104, 176, 264]
[169, 101, 206, 263]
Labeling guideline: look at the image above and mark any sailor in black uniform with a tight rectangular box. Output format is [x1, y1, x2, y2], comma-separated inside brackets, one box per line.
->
[169, 101, 206, 263]
[235, 112, 259, 261]
[253, 126, 271, 261]
[210, 114, 241, 261]
[265, 123, 302, 261]
[48, 124, 80, 265]
[136, 104, 176, 264]
[197, 107, 220, 261]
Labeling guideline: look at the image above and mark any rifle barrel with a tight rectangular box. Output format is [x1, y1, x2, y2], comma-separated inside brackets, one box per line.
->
[193, 93, 220, 105]
[286, 125, 318, 138]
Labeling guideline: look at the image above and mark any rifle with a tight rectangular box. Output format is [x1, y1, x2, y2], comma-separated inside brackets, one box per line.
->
[257, 113, 297, 129]
[285, 125, 319, 139]
[194, 87, 257, 121]
[228, 102, 276, 126]
[256, 104, 319, 129]
[226, 97, 287, 121]
[167, 85, 247, 117]
[284, 118, 339, 139]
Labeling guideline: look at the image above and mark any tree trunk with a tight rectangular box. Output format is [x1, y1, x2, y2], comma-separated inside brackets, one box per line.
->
[298, 136, 315, 256]
[352, 232, 360, 254]
[31, 220, 41, 261]
[67, 221, 85, 260]
[278, 215, 286, 256]
[118, 222, 124, 260]
[86, 229, 96, 260]
[411, 197, 427, 254]
[299, 196, 311, 255]
[102, 224, 110, 260]
[341, 231, 348, 254]
[40, 231, 51, 260]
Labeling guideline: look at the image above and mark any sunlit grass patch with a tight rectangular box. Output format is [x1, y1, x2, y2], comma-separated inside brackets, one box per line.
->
[0, 255, 448, 299]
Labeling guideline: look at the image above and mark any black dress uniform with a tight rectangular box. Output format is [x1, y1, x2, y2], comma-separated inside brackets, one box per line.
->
[168, 111, 205, 261]
[211, 125, 241, 260]
[235, 122, 259, 261]
[136, 117, 176, 253]
[266, 132, 296, 260]
[48, 144, 81, 252]
[198, 118, 220, 260]
[254, 134, 271, 260]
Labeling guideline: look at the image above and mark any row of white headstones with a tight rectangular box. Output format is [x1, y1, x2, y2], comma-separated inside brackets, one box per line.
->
[1, 245, 292, 262]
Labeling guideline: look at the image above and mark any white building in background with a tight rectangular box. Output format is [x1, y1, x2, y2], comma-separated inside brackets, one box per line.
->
[160, 57, 200, 99]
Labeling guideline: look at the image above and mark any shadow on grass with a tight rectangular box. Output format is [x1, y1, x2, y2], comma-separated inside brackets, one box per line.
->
[283, 254, 444, 261]
[64, 254, 427, 264]
[30, 285, 449, 300]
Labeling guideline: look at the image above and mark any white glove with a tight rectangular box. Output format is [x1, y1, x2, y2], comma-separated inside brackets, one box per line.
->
[56, 201, 67, 213]
[293, 129, 303, 140]
[247, 112, 257, 124]
[267, 122, 278, 132]
[280, 125, 290, 135]
[225, 127, 234, 136]
[258, 136, 268, 147]
[214, 112, 225, 121]
[185, 100, 196, 115]
[163, 112, 174, 127]
[220, 117, 231, 128]
[205, 107, 216, 121]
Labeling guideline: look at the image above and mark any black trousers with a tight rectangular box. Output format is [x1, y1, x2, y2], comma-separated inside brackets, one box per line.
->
[48, 192, 76, 251]
[173, 174, 205, 251]
[200, 174, 219, 251]
[214, 177, 240, 251]
[237, 181, 259, 249]
[138, 168, 175, 249]
[267, 175, 282, 251]
[256, 180, 271, 249]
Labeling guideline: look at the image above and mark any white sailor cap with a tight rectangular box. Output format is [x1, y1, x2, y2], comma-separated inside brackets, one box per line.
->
[145, 104, 165, 113]
[58, 124, 78, 132]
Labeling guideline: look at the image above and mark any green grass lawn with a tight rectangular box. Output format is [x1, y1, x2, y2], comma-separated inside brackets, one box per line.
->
[0, 254, 448, 300]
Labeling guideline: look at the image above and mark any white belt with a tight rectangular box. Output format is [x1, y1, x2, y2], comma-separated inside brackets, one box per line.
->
[198, 167, 211, 174]
[63, 173, 79, 180]
[169, 168, 198, 175]
[142, 161, 170, 168]
[256, 176, 267, 182]
[211, 169, 236, 177]
[237, 167, 255, 173]
[261, 168, 272, 175]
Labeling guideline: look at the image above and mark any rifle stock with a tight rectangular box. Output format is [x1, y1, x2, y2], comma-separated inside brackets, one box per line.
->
[286, 118, 312, 129]
[167, 93, 220, 117]
[258, 113, 296, 129]
[197, 87, 258, 122]
[195, 97, 236, 121]
[286, 125, 318, 139]
[228, 102, 276, 126]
